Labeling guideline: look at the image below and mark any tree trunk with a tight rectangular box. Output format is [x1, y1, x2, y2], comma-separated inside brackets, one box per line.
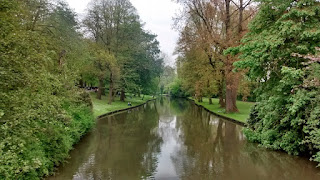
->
[225, 59, 239, 113]
[225, 0, 231, 37]
[209, 97, 213, 104]
[218, 78, 226, 108]
[112, 91, 116, 102]
[96, 78, 104, 100]
[120, 89, 125, 102]
[225, 86, 238, 113]
[79, 78, 84, 88]
[219, 95, 226, 108]
[101, 80, 106, 96]
[223, 0, 239, 113]
[108, 73, 113, 104]
[238, 0, 244, 34]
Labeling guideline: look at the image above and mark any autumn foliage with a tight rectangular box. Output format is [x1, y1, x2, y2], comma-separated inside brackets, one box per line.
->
[174, 0, 256, 112]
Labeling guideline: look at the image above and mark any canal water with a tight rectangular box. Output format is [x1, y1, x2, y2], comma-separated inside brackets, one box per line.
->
[49, 98, 320, 180]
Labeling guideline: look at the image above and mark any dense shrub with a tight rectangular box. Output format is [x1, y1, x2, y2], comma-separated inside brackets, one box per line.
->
[231, 0, 320, 164]
[169, 79, 189, 97]
[0, 90, 95, 179]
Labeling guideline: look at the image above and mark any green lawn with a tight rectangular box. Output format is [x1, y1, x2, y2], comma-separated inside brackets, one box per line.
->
[190, 97, 255, 123]
[90, 92, 155, 117]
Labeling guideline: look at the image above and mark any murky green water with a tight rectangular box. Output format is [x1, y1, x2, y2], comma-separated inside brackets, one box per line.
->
[49, 98, 320, 180]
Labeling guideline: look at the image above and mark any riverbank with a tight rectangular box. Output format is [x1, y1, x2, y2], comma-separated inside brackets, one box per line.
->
[49, 97, 320, 180]
[189, 97, 254, 124]
[89, 92, 155, 118]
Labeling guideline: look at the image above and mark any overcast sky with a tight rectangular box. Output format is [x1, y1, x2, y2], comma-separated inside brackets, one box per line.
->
[65, 0, 182, 66]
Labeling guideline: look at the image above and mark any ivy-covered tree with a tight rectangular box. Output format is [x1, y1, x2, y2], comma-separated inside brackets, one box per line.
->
[228, 0, 320, 163]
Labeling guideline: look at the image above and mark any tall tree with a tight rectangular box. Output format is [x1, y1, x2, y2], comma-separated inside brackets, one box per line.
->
[84, 0, 163, 101]
[89, 43, 118, 103]
[175, 0, 255, 112]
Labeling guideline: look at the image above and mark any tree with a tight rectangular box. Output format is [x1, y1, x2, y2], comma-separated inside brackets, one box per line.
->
[84, 0, 164, 101]
[160, 65, 176, 95]
[175, 46, 221, 101]
[89, 43, 118, 103]
[175, 0, 255, 112]
[228, 0, 320, 164]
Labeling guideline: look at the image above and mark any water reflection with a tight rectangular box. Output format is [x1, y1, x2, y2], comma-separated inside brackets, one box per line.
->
[49, 97, 320, 180]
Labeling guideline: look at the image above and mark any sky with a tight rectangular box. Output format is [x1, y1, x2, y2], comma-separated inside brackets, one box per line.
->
[65, 0, 182, 66]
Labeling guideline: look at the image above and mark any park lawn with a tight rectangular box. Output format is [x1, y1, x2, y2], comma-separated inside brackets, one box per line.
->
[190, 97, 255, 123]
[90, 92, 154, 117]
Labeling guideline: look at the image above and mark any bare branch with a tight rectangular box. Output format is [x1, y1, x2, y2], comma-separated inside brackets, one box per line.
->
[244, 0, 252, 9]
[230, 0, 240, 9]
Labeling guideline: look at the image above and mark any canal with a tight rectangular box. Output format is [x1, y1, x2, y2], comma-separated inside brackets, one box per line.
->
[49, 97, 320, 180]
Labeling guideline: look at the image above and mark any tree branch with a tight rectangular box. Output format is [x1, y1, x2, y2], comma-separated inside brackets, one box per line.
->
[230, 0, 240, 9]
[244, 0, 252, 9]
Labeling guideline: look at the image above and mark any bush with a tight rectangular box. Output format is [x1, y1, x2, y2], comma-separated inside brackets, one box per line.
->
[169, 79, 189, 97]
[0, 91, 95, 179]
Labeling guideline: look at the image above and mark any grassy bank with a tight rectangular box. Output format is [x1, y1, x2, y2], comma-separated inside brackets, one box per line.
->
[190, 97, 255, 123]
[90, 92, 155, 117]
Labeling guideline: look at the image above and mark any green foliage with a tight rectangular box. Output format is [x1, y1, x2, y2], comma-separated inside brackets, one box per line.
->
[243, 128, 261, 143]
[84, 0, 164, 96]
[169, 79, 189, 97]
[228, 0, 320, 164]
[159, 65, 176, 94]
[175, 49, 222, 99]
[0, 95, 94, 179]
[0, 1, 94, 179]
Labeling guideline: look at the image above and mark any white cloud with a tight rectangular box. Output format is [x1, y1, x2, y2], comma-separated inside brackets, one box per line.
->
[65, 0, 181, 66]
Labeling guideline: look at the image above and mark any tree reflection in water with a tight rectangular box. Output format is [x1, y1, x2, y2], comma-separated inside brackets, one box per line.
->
[49, 98, 320, 180]
[49, 102, 162, 180]
[169, 100, 319, 180]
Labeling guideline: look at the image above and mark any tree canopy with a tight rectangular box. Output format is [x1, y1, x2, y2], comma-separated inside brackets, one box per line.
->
[174, 0, 256, 112]
[228, 0, 320, 163]
[83, 0, 164, 102]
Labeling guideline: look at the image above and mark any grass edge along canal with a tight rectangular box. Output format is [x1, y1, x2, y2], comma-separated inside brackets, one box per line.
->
[189, 97, 254, 124]
[90, 92, 155, 118]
